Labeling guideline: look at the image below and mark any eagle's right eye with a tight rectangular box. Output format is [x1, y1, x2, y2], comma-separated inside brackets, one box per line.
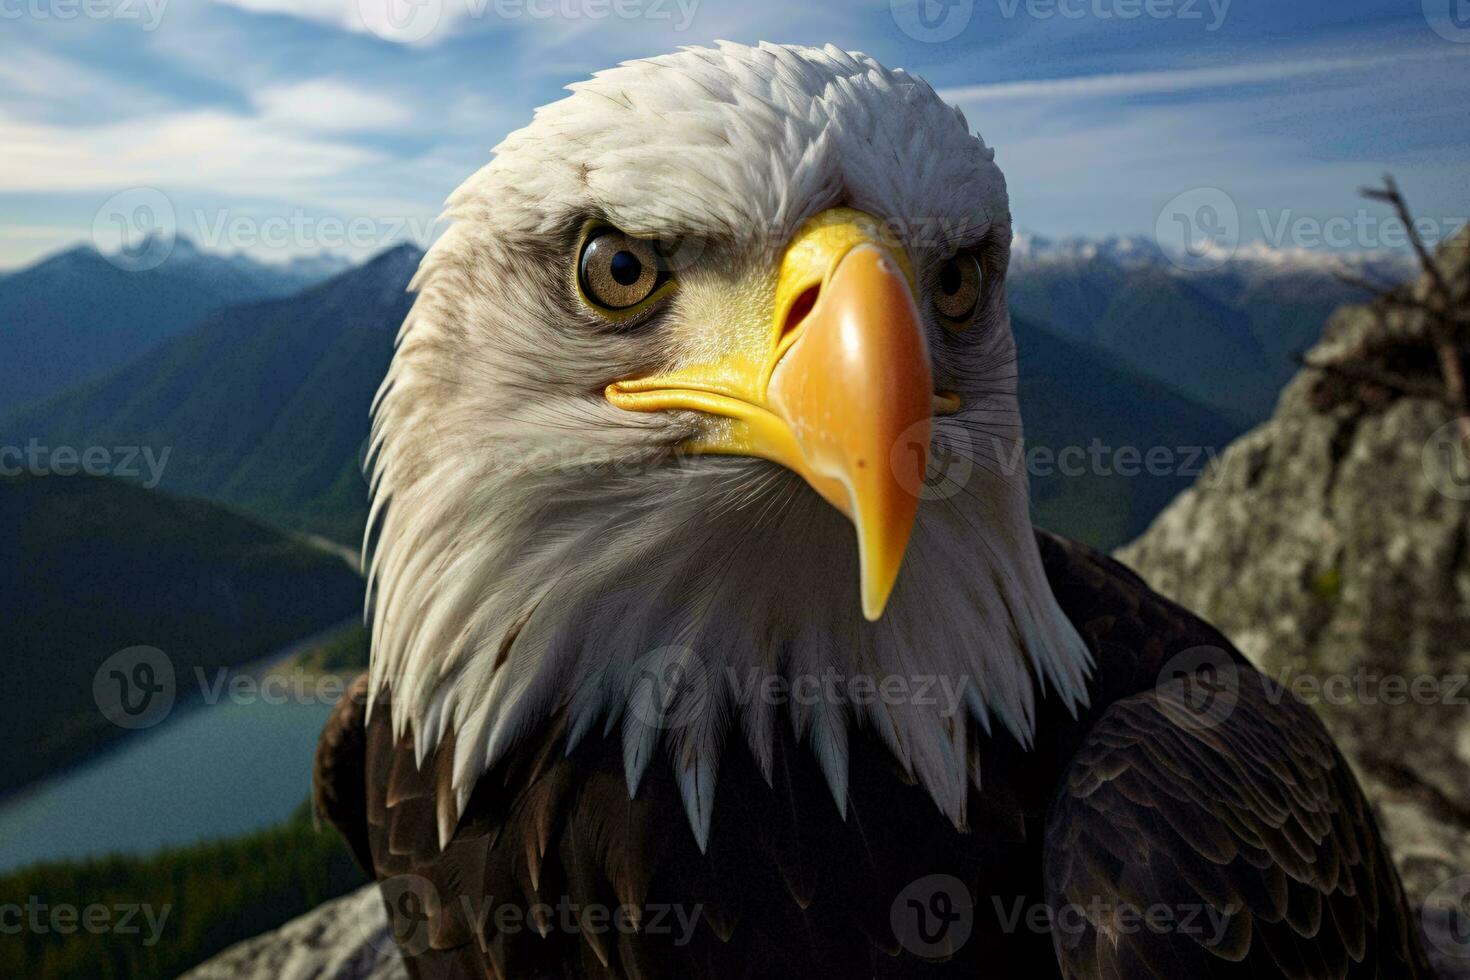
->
[578, 228, 669, 314]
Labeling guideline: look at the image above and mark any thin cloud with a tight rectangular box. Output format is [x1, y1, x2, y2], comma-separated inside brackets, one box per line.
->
[0, 107, 384, 195]
[207, 0, 374, 33]
[939, 53, 1413, 104]
[254, 80, 415, 133]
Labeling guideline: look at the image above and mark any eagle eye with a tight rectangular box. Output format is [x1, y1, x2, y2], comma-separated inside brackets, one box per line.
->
[578, 227, 670, 314]
[935, 252, 983, 330]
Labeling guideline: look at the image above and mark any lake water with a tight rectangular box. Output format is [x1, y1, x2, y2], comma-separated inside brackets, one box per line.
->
[0, 655, 348, 873]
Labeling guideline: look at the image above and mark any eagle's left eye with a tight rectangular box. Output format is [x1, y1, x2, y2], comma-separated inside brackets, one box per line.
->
[934, 252, 983, 330]
[578, 228, 669, 314]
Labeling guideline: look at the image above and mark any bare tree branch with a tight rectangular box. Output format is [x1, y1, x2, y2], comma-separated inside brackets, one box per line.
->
[1361, 175, 1454, 309]
[1355, 177, 1470, 455]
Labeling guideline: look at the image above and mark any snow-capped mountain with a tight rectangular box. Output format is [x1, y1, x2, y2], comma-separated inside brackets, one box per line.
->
[1005, 232, 1421, 423]
[1012, 231, 1415, 279]
[0, 235, 364, 413]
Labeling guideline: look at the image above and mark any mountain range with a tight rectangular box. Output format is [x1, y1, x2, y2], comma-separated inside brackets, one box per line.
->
[0, 244, 419, 543]
[1008, 234, 1414, 422]
[0, 234, 349, 414]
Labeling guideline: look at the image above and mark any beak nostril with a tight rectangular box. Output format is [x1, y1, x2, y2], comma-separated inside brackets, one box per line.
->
[782, 284, 820, 339]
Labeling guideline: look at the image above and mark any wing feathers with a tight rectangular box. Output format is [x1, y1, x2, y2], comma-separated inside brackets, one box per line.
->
[1044, 670, 1433, 979]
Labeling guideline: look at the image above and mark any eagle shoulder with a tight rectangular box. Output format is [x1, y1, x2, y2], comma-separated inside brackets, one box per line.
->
[313, 671, 374, 875]
[1035, 532, 1435, 978]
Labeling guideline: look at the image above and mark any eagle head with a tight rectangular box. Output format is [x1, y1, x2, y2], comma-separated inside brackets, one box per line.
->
[365, 41, 1091, 848]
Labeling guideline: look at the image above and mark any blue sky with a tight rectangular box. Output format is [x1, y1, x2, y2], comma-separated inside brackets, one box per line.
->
[1, 0, 1467, 267]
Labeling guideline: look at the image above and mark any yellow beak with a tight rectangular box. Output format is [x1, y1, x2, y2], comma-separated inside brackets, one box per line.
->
[606, 208, 946, 621]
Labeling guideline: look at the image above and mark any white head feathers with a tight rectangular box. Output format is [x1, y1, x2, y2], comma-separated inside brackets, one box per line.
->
[365, 41, 1092, 850]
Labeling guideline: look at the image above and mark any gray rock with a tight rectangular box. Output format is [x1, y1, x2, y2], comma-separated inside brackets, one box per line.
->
[1118, 229, 1470, 973]
[179, 884, 406, 980]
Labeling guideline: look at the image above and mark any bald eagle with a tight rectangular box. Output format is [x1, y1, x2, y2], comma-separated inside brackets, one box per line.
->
[315, 41, 1434, 979]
